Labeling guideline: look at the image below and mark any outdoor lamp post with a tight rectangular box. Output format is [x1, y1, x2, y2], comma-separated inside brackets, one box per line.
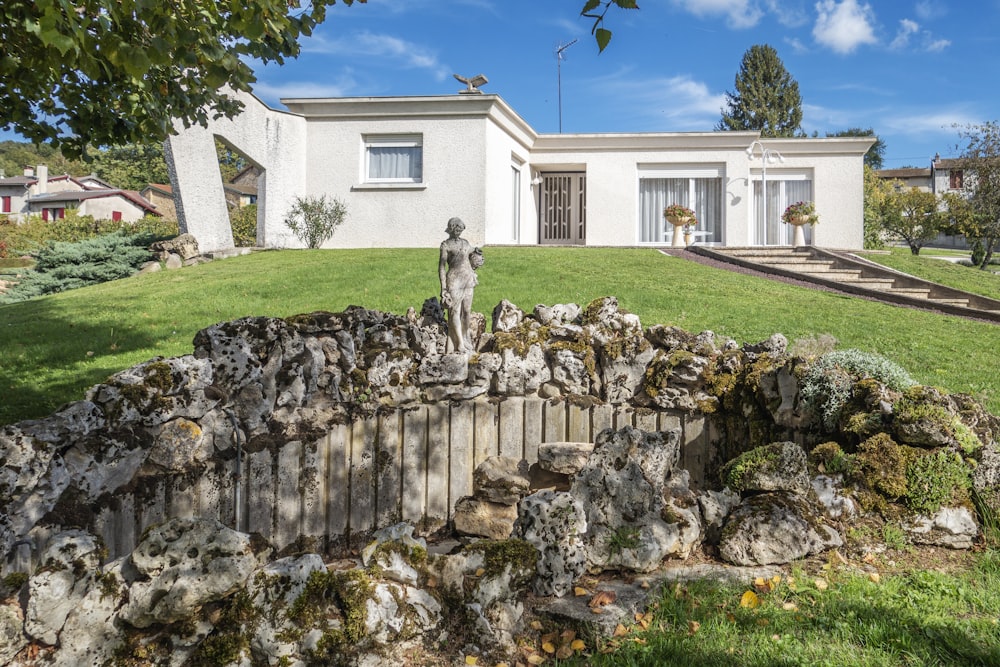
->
[746, 140, 785, 244]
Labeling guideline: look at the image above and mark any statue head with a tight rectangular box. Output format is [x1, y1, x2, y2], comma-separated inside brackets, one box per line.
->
[446, 217, 465, 236]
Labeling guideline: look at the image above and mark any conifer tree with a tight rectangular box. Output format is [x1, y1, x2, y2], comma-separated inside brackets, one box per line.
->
[718, 44, 803, 137]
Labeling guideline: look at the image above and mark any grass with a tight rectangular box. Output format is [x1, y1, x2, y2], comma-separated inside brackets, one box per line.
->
[858, 246, 1000, 301]
[1, 246, 999, 425]
[566, 551, 1000, 666]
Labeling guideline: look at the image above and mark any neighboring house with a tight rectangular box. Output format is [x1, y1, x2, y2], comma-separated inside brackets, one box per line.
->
[0, 165, 159, 222]
[141, 183, 178, 220]
[166, 90, 874, 253]
[876, 167, 932, 192]
[224, 182, 258, 209]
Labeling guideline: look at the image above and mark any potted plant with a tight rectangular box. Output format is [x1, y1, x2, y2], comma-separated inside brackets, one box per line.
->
[781, 201, 818, 247]
[664, 204, 696, 247]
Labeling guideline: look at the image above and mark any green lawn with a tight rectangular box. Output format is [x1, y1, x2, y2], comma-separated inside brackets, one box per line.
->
[1, 246, 998, 425]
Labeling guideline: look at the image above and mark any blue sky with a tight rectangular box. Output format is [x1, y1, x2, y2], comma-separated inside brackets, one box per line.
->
[243, 0, 999, 169]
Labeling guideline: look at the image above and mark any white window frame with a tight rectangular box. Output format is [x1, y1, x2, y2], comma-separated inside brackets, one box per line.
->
[363, 134, 423, 184]
[637, 164, 726, 245]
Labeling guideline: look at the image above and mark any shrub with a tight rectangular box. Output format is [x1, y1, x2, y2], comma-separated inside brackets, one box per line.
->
[0, 211, 177, 254]
[0, 231, 153, 303]
[799, 349, 917, 431]
[283, 195, 347, 249]
[229, 204, 257, 247]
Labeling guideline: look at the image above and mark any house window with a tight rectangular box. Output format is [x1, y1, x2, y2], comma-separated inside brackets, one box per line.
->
[950, 170, 964, 190]
[112, 211, 123, 222]
[1, 196, 10, 213]
[364, 135, 423, 183]
[511, 164, 521, 243]
[751, 174, 813, 246]
[638, 166, 724, 244]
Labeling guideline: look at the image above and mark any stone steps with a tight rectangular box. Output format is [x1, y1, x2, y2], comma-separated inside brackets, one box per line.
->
[686, 246, 1000, 323]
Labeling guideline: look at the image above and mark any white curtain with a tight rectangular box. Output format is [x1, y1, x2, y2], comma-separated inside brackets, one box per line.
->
[754, 179, 813, 245]
[639, 178, 722, 243]
[368, 146, 422, 181]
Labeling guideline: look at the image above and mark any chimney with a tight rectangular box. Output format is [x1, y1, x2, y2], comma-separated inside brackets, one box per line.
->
[23, 166, 34, 177]
[37, 165, 48, 194]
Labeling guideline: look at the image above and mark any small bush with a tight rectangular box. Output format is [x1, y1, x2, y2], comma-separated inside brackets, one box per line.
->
[799, 349, 917, 431]
[0, 211, 178, 254]
[283, 195, 347, 249]
[905, 449, 970, 516]
[0, 231, 153, 303]
[229, 204, 257, 247]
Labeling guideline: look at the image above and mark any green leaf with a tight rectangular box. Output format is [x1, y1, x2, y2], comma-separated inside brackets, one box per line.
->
[580, 0, 601, 13]
[595, 28, 612, 52]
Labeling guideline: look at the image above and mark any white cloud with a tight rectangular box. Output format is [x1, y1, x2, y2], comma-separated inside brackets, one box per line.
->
[925, 38, 951, 52]
[672, 0, 764, 29]
[890, 18, 919, 49]
[812, 0, 878, 54]
[785, 36, 809, 53]
[914, 0, 946, 21]
[302, 31, 449, 81]
[881, 110, 979, 137]
[593, 69, 727, 130]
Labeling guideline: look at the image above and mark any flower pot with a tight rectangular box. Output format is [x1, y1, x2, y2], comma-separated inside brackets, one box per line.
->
[666, 215, 693, 247]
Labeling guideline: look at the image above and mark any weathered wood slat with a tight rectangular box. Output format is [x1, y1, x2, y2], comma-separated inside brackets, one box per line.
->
[449, 401, 475, 507]
[426, 403, 450, 528]
[349, 418, 376, 535]
[376, 411, 402, 527]
[326, 423, 350, 537]
[402, 406, 428, 524]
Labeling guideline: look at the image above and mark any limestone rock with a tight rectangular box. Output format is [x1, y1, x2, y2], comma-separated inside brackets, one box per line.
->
[150, 233, 200, 260]
[473, 456, 531, 505]
[811, 474, 857, 520]
[718, 492, 843, 566]
[454, 497, 519, 540]
[533, 303, 581, 326]
[571, 426, 688, 572]
[596, 335, 655, 404]
[537, 441, 595, 475]
[721, 441, 811, 495]
[417, 353, 469, 385]
[164, 252, 184, 269]
[148, 418, 209, 471]
[249, 554, 326, 664]
[50, 559, 126, 667]
[698, 487, 741, 544]
[120, 518, 260, 628]
[515, 490, 587, 597]
[492, 299, 525, 333]
[904, 507, 979, 549]
[549, 348, 592, 396]
[0, 600, 26, 666]
[493, 344, 551, 396]
[24, 530, 103, 646]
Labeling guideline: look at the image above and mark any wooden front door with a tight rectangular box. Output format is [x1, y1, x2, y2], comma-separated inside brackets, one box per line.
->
[539, 172, 586, 245]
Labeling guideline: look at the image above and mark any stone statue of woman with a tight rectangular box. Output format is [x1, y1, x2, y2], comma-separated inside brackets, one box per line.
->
[438, 217, 482, 354]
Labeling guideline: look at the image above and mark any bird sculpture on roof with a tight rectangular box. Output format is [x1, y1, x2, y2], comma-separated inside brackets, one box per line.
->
[454, 73, 488, 94]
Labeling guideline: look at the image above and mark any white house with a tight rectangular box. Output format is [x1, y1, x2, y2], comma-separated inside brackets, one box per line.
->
[166, 90, 873, 253]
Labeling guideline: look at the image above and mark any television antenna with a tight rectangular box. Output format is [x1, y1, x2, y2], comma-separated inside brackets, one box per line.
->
[556, 39, 578, 133]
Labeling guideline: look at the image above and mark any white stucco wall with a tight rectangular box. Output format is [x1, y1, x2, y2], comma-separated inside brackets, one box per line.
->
[166, 90, 307, 252]
[80, 197, 147, 223]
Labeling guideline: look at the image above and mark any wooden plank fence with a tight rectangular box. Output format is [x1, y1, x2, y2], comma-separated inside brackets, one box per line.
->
[87, 397, 717, 559]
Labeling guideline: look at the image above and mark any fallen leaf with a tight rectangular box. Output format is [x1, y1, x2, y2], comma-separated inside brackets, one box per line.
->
[530, 620, 543, 631]
[540, 632, 558, 645]
[527, 655, 546, 665]
[556, 646, 574, 660]
[560, 629, 577, 642]
[740, 590, 760, 609]
[772, 634, 781, 641]
[869, 572, 881, 583]
[426, 577, 437, 588]
[633, 638, 647, 645]
[782, 602, 798, 611]
[495, 663, 509, 667]
[830, 550, 848, 565]
[613, 624, 629, 637]
[589, 590, 617, 608]
[687, 620, 701, 635]
[574, 586, 589, 597]
[570, 639, 587, 651]
[590, 607, 605, 614]
[639, 579, 650, 589]
[541, 642, 556, 654]
[639, 617, 650, 630]
[634, 612, 644, 622]
[814, 578, 829, 591]
[756, 618, 770, 627]
[475, 568, 486, 577]
[465, 656, 478, 666]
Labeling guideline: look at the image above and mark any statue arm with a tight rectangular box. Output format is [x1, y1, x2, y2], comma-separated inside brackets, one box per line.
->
[438, 245, 448, 297]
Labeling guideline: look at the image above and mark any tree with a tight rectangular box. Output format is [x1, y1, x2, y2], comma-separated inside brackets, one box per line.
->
[951, 121, 1000, 269]
[0, 0, 364, 157]
[828, 128, 886, 170]
[2, 1, 618, 157]
[718, 45, 803, 137]
[90, 143, 170, 191]
[882, 187, 942, 255]
[862, 165, 893, 249]
[283, 195, 347, 249]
